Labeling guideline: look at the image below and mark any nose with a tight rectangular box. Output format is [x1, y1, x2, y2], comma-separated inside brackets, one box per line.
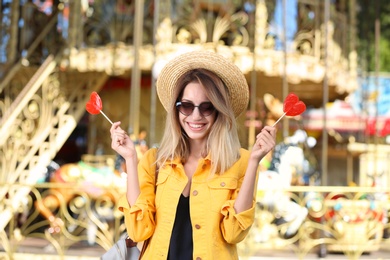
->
[191, 106, 203, 119]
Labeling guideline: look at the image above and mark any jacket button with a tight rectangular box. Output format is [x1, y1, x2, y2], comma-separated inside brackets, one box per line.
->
[220, 182, 226, 187]
[192, 190, 198, 196]
[196, 257, 202, 260]
[195, 224, 201, 229]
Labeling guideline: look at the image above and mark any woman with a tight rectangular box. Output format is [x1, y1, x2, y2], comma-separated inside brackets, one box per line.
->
[110, 51, 276, 259]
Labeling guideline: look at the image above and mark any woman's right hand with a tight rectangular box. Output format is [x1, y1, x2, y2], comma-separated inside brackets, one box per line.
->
[110, 122, 137, 160]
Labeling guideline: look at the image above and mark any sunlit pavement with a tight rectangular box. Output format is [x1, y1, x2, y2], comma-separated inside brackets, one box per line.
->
[242, 247, 390, 260]
[2, 238, 389, 260]
[4, 251, 390, 260]
[6, 251, 390, 260]
[6, 255, 99, 260]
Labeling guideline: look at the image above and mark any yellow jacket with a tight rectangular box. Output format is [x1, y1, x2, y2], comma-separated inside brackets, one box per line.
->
[118, 148, 256, 259]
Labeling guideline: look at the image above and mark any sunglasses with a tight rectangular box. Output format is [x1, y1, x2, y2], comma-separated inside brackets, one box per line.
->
[176, 101, 215, 117]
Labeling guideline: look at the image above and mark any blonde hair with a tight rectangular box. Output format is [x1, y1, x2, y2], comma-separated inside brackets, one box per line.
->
[156, 69, 242, 176]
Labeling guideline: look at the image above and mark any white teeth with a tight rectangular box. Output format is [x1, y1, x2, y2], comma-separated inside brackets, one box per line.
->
[189, 123, 203, 128]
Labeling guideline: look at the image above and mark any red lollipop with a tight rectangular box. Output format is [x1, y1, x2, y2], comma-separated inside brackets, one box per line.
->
[86, 92, 113, 124]
[272, 93, 306, 126]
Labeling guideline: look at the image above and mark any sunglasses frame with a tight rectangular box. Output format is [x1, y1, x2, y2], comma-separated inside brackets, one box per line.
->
[175, 101, 215, 117]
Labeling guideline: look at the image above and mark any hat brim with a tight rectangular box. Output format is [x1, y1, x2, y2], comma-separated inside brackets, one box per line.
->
[156, 51, 249, 117]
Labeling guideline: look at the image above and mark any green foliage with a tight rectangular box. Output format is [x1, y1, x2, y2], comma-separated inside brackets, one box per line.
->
[357, 0, 390, 72]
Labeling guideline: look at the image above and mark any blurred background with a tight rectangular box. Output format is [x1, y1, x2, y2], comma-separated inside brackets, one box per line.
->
[1, 0, 389, 259]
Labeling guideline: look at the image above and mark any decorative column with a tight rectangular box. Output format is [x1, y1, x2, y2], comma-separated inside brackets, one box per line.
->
[129, 0, 144, 137]
[68, 0, 82, 49]
[149, 0, 171, 146]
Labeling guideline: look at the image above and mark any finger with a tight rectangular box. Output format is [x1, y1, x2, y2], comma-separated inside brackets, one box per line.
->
[111, 127, 127, 140]
[110, 122, 120, 136]
[262, 126, 276, 137]
[256, 131, 271, 143]
[256, 134, 274, 150]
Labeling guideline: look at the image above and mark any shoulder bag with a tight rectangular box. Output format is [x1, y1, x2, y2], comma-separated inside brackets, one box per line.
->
[101, 162, 157, 260]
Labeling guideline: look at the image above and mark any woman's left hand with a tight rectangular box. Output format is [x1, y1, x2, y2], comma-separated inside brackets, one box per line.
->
[250, 126, 276, 162]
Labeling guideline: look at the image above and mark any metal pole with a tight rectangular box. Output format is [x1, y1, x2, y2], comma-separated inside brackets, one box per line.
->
[129, 0, 144, 138]
[68, 0, 82, 49]
[346, 0, 356, 185]
[248, 0, 256, 149]
[8, 0, 20, 64]
[321, 0, 330, 186]
[282, 0, 289, 138]
[150, 0, 160, 147]
[374, 0, 380, 183]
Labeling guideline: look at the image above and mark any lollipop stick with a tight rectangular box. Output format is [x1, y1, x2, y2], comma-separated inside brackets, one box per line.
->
[272, 112, 286, 127]
[100, 110, 113, 125]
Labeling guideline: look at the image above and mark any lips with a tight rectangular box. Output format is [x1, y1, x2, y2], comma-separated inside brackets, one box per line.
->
[187, 122, 206, 131]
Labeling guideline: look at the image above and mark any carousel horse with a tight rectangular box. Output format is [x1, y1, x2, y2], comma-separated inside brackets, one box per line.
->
[254, 130, 318, 242]
[34, 154, 127, 239]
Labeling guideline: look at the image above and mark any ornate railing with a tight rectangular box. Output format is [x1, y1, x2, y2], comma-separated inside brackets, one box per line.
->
[0, 66, 109, 236]
[0, 0, 107, 237]
[1, 184, 389, 259]
[0, 182, 126, 258]
[241, 186, 390, 259]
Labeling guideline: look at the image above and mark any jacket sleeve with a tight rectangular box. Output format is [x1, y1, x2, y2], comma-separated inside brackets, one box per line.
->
[219, 149, 258, 244]
[117, 148, 158, 242]
[219, 197, 256, 244]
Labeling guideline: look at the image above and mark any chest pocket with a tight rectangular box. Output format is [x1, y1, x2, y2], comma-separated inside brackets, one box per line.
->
[155, 171, 169, 209]
[207, 177, 238, 212]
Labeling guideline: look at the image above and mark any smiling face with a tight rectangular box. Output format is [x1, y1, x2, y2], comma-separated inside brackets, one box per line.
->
[178, 82, 217, 145]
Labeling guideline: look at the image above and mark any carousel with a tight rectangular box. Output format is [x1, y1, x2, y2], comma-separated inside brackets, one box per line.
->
[0, 0, 389, 259]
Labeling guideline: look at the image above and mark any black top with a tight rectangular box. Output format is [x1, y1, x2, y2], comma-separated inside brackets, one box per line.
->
[168, 194, 193, 260]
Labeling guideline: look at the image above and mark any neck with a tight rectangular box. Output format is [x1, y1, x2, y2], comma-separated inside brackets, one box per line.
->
[188, 140, 207, 160]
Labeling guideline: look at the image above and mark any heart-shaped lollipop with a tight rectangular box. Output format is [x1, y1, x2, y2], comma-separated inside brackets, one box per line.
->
[283, 93, 306, 116]
[86, 91, 102, 115]
[272, 93, 306, 126]
[86, 92, 113, 124]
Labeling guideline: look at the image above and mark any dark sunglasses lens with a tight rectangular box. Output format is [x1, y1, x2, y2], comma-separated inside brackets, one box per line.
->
[177, 102, 215, 116]
[199, 103, 214, 116]
[179, 102, 195, 115]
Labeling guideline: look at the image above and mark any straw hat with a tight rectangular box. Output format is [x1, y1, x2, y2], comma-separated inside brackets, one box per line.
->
[156, 51, 249, 117]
